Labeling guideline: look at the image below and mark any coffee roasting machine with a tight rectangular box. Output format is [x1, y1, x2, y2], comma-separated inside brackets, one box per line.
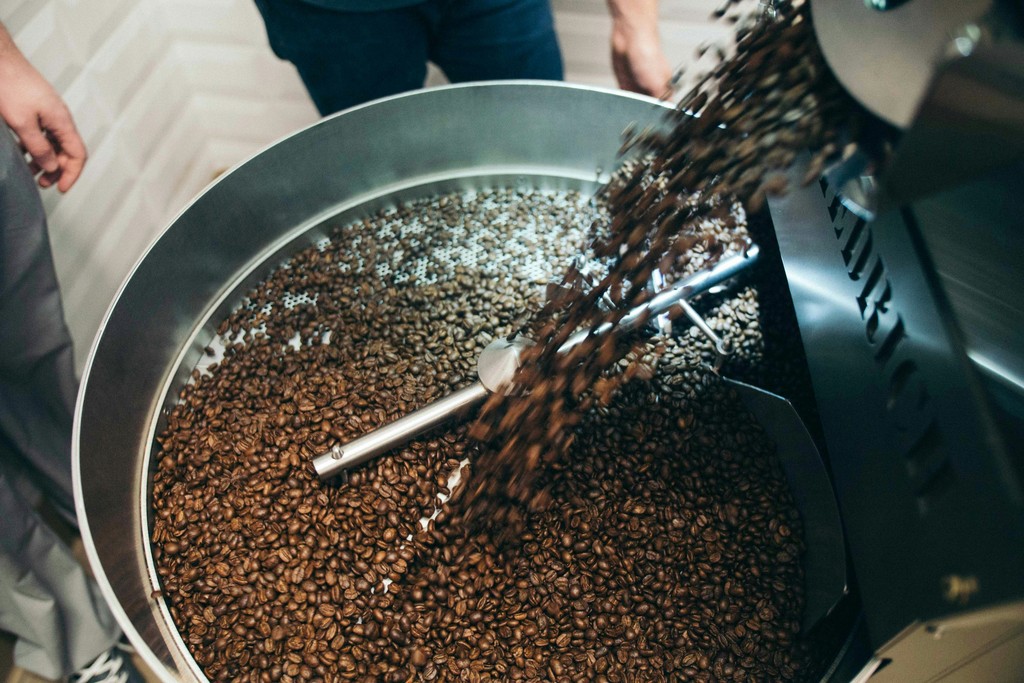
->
[764, 0, 1024, 679]
[72, 0, 1022, 681]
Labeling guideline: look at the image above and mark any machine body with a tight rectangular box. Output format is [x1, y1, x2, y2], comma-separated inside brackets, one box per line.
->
[765, 1, 1024, 678]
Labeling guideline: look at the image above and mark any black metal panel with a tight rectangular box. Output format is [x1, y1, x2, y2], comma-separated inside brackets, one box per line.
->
[768, 175, 1024, 647]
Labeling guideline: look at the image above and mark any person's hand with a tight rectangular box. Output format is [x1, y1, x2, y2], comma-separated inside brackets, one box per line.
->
[608, 0, 674, 98]
[0, 26, 87, 192]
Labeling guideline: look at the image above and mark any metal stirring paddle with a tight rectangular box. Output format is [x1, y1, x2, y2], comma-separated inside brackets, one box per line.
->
[313, 244, 760, 479]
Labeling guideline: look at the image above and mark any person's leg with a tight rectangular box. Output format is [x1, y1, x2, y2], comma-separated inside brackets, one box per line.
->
[0, 471, 121, 679]
[253, 0, 434, 115]
[0, 127, 139, 682]
[0, 128, 79, 527]
[429, 0, 563, 83]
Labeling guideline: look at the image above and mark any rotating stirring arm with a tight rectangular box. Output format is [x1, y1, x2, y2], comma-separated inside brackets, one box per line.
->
[313, 244, 760, 479]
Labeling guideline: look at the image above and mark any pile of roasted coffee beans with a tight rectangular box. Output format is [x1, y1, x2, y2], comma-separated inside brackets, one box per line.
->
[151, 186, 812, 681]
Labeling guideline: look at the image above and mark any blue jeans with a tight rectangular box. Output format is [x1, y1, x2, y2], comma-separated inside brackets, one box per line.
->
[253, 0, 564, 115]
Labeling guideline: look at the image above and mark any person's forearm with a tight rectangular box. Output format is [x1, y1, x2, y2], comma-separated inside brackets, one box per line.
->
[0, 22, 17, 54]
[0, 20, 87, 191]
[606, 0, 672, 97]
[0, 23, 42, 127]
[0, 22, 31, 80]
[607, 0, 662, 68]
[607, 0, 661, 41]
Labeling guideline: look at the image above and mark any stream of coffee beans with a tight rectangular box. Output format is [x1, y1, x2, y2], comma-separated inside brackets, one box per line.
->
[462, 0, 861, 526]
[153, 1, 860, 680]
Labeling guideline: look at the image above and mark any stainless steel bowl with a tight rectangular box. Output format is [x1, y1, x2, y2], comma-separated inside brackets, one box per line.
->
[73, 82, 853, 681]
[72, 82, 671, 681]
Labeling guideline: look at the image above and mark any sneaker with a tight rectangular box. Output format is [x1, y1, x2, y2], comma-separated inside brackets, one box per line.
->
[69, 646, 145, 683]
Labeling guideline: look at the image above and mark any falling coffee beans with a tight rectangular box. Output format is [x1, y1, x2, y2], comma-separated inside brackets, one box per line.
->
[463, 0, 866, 527]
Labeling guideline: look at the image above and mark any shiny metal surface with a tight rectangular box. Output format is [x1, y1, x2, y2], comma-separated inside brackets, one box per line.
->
[813, 0, 1024, 222]
[879, 40, 1024, 207]
[827, 40, 1024, 218]
[559, 245, 761, 351]
[72, 82, 671, 682]
[811, 0, 992, 128]
[676, 298, 731, 371]
[313, 383, 491, 479]
[864, 600, 1024, 682]
[768, 164, 1024, 653]
[476, 337, 533, 393]
[911, 162, 1024, 401]
[726, 379, 847, 632]
[315, 336, 536, 479]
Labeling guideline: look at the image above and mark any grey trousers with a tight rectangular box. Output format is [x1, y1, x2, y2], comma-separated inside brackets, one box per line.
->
[0, 128, 121, 680]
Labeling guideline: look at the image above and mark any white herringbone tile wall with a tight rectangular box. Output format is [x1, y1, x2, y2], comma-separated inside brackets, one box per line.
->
[1, 0, 729, 371]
